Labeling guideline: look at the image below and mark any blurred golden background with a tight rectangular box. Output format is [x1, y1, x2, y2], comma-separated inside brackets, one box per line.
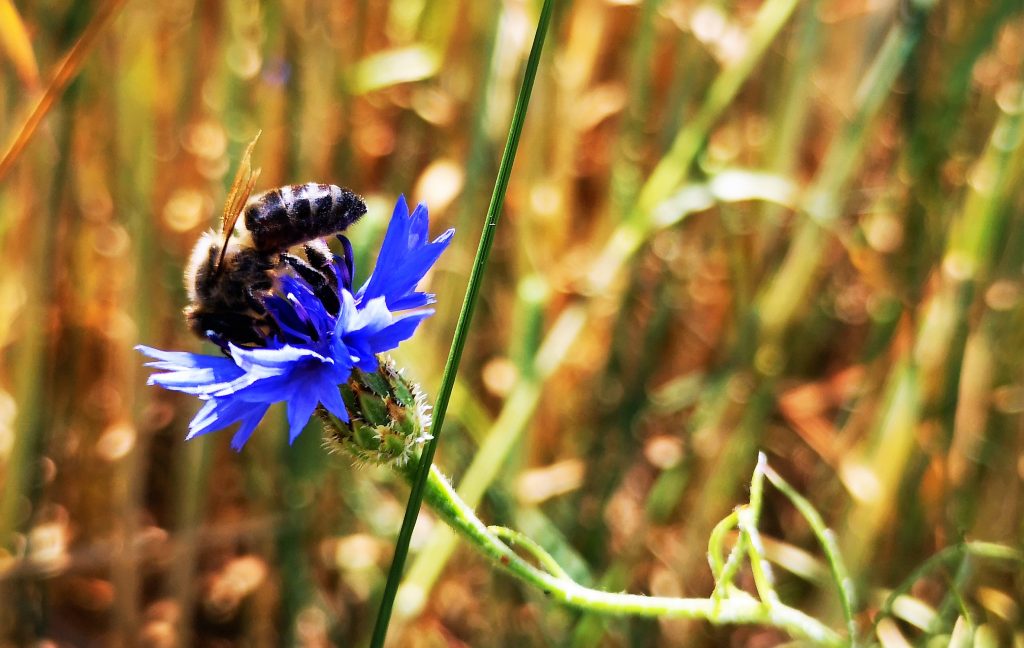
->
[0, 0, 1022, 646]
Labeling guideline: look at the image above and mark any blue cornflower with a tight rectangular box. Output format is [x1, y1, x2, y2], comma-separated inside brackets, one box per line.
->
[138, 196, 453, 450]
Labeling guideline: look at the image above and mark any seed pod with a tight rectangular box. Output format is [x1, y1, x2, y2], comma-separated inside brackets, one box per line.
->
[319, 357, 432, 467]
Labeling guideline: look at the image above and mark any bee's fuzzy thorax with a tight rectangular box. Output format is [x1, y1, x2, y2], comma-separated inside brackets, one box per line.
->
[183, 230, 220, 301]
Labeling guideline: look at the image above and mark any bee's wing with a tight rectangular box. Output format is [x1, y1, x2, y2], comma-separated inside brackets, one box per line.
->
[215, 131, 263, 270]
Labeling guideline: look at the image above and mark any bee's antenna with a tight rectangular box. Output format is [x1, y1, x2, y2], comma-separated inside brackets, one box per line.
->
[215, 130, 262, 272]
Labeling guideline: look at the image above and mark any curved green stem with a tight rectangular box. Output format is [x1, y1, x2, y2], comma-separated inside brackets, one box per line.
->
[762, 461, 858, 642]
[741, 455, 779, 606]
[407, 463, 845, 647]
[707, 509, 739, 584]
[713, 510, 749, 611]
[487, 525, 573, 581]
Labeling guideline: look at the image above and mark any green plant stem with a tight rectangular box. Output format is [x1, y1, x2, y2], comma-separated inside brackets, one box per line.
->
[707, 510, 739, 585]
[487, 525, 572, 581]
[407, 463, 844, 647]
[368, 1, 555, 645]
[714, 515, 748, 606]
[763, 461, 858, 644]
[740, 456, 779, 606]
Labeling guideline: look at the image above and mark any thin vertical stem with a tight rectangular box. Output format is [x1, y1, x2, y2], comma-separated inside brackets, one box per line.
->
[368, 1, 555, 645]
[763, 463, 858, 643]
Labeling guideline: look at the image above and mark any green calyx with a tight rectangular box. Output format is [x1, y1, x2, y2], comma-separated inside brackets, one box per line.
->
[319, 357, 432, 468]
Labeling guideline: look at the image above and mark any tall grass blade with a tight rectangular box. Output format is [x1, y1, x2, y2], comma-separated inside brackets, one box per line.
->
[368, 1, 555, 645]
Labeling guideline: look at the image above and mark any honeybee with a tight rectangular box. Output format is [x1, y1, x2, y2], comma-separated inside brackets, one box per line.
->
[184, 134, 366, 347]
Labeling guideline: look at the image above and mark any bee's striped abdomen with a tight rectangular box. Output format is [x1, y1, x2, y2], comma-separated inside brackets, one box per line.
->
[245, 183, 367, 251]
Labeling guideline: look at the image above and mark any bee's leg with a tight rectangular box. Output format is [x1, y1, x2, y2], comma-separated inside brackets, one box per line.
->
[281, 252, 329, 288]
[281, 252, 340, 315]
[303, 241, 338, 292]
[240, 287, 286, 341]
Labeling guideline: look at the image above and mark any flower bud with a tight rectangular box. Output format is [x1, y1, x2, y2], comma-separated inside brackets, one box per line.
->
[319, 357, 432, 467]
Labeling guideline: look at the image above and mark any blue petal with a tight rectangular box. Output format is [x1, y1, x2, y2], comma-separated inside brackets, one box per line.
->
[187, 397, 261, 439]
[186, 400, 222, 437]
[386, 291, 435, 312]
[317, 381, 350, 423]
[185, 397, 270, 448]
[137, 346, 246, 396]
[345, 334, 379, 371]
[230, 406, 270, 451]
[145, 372, 242, 394]
[359, 196, 412, 303]
[264, 295, 314, 344]
[280, 275, 336, 339]
[333, 290, 361, 339]
[286, 384, 318, 444]
[407, 202, 429, 247]
[279, 279, 318, 331]
[380, 196, 413, 267]
[334, 236, 355, 292]
[350, 296, 394, 334]
[337, 297, 401, 369]
[359, 227, 453, 310]
[367, 311, 432, 353]
[137, 345, 221, 369]
[209, 346, 330, 401]
[353, 352, 379, 373]
[227, 374, 297, 403]
[378, 236, 453, 304]
[322, 344, 355, 380]
[229, 343, 328, 373]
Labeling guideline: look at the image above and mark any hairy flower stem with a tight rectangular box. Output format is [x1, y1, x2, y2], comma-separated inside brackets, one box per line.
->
[400, 462, 845, 647]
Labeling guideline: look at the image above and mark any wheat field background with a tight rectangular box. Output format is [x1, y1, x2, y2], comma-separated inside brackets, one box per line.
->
[0, 0, 1022, 646]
